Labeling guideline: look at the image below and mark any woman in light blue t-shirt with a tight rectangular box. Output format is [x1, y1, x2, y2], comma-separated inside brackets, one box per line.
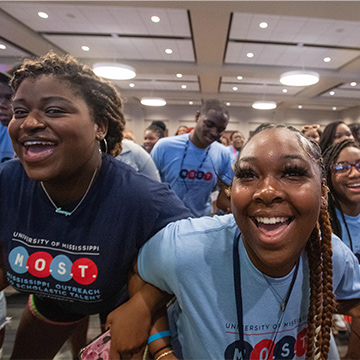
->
[323, 139, 360, 360]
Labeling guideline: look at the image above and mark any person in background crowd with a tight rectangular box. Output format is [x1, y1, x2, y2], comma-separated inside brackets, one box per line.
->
[349, 123, 360, 144]
[0, 51, 192, 359]
[0, 72, 15, 163]
[174, 125, 188, 136]
[151, 99, 234, 217]
[228, 130, 245, 164]
[301, 124, 322, 144]
[0, 71, 14, 355]
[117, 138, 160, 181]
[320, 121, 354, 153]
[323, 139, 360, 359]
[143, 122, 166, 153]
[220, 135, 230, 146]
[107, 125, 360, 360]
[123, 130, 136, 142]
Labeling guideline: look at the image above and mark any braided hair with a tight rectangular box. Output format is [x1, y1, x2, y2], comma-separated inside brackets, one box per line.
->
[10, 51, 125, 154]
[246, 124, 335, 360]
[322, 139, 360, 252]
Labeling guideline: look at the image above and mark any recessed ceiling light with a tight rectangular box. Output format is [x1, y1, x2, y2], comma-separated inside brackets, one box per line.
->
[232, 86, 238, 91]
[280, 71, 319, 86]
[38, 11, 48, 19]
[332, 107, 337, 111]
[351, 82, 357, 87]
[329, 91, 335, 95]
[93, 63, 136, 80]
[226, 102, 231, 106]
[141, 97, 166, 106]
[247, 52, 254, 58]
[165, 48, 173, 54]
[176, 73, 183, 78]
[259, 22, 268, 29]
[129, 83, 135, 88]
[237, 76, 243, 80]
[252, 101, 277, 110]
[0, 44, 6, 50]
[81, 46, 90, 52]
[298, 105, 303, 109]
[151, 16, 160, 23]
[323, 57, 331, 63]
[189, 101, 193, 105]
[282, 89, 288, 93]
[181, 84, 187, 89]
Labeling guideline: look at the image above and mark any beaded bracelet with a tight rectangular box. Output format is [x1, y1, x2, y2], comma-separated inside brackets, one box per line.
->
[148, 330, 171, 344]
[155, 350, 174, 360]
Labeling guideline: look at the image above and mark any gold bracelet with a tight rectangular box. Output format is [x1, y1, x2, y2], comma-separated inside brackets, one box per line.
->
[155, 350, 174, 360]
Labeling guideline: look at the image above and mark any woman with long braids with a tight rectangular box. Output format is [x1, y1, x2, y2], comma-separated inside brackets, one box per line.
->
[107, 125, 360, 360]
[323, 139, 360, 359]
[0, 52, 192, 358]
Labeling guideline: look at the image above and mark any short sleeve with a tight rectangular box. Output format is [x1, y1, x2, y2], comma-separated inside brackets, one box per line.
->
[332, 234, 360, 300]
[138, 221, 179, 295]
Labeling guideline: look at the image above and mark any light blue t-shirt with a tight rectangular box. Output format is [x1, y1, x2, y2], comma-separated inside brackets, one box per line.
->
[0, 125, 14, 163]
[116, 139, 160, 181]
[138, 215, 360, 360]
[336, 208, 360, 262]
[151, 134, 234, 217]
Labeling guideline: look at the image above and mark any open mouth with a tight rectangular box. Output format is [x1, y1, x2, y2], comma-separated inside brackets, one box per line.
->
[251, 216, 293, 236]
[347, 183, 360, 191]
[23, 141, 57, 160]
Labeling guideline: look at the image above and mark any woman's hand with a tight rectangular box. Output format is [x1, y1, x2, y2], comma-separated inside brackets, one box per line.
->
[106, 295, 152, 359]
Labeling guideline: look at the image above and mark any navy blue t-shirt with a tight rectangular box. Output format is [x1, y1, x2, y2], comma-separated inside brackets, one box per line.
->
[0, 154, 192, 316]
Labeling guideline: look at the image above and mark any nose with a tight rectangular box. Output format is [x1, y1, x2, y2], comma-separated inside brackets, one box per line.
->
[253, 176, 283, 204]
[348, 165, 360, 177]
[19, 112, 45, 131]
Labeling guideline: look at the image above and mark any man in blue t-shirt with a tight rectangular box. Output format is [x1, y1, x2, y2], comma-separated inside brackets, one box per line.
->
[151, 99, 234, 217]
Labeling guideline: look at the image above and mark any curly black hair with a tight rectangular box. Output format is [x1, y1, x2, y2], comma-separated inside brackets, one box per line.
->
[10, 51, 125, 154]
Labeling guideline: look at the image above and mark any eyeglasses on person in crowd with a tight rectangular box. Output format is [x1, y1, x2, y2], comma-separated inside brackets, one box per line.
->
[331, 160, 360, 174]
[301, 124, 320, 131]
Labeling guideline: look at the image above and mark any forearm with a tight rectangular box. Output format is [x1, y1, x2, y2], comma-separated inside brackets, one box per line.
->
[336, 299, 360, 317]
[147, 308, 173, 358]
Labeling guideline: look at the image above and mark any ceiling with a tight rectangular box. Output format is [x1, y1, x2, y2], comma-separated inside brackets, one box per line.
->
[1, 1, 360, 112]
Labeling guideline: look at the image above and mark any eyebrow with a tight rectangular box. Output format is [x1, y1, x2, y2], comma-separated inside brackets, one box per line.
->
[239, 154, 305, 162]
[13, 96, 72, 104]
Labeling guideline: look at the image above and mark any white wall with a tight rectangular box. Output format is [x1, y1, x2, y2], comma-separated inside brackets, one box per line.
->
[123, 101, 356, 145]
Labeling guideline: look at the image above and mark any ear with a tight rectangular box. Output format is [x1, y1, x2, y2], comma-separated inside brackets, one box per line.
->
[195, 111, 200, 122]
[321, 182, 329, 209]
[95, 121, 108, 141]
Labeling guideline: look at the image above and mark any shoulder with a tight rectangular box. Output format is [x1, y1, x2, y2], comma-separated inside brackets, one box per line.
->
[160, 214, 237, 240]
[153, 134, 188, 150]
[211, 141, 233, 156]
[0, 158, 24, 176]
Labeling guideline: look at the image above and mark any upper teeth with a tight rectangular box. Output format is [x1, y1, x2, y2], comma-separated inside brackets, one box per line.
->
[255, 217, 288, 224]
[348, 183, 360, 188]
[24, 141, 54, 146]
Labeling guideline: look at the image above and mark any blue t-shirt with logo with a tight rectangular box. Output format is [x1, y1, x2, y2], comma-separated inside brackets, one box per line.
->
[0, 154, 191, 316]
[139, 215, 360, 360]
[151, 133, 234, 217]
[336, 208, 360, 262]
